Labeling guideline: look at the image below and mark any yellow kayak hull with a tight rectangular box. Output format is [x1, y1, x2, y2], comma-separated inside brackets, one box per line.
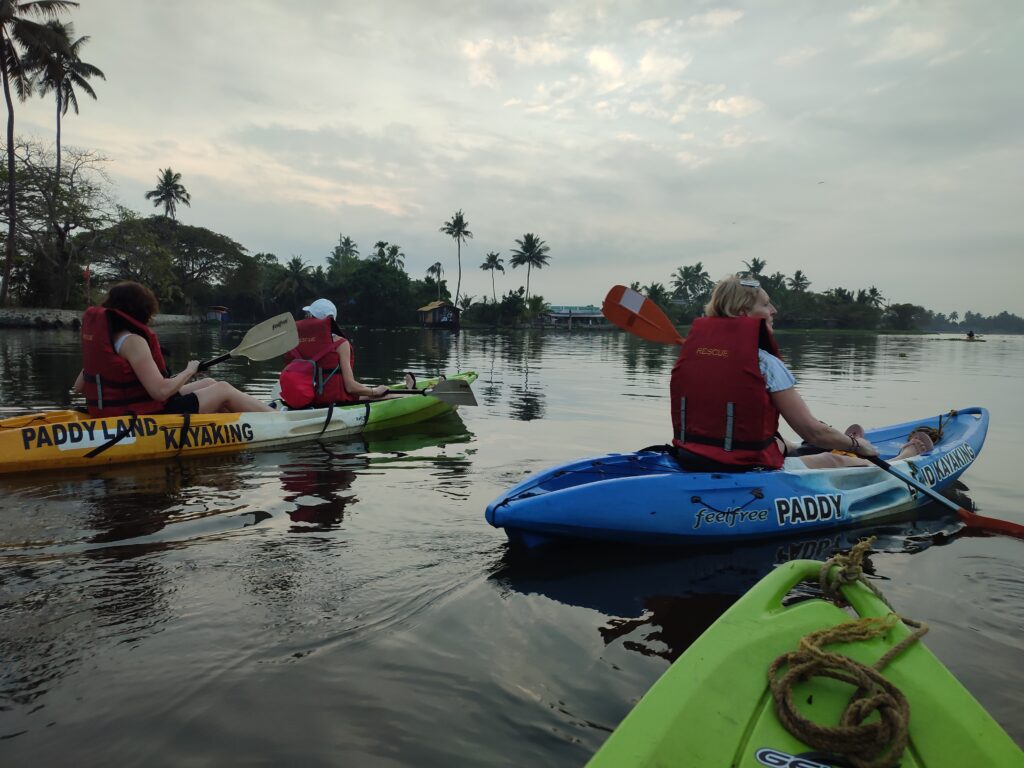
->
[0, 371, 476, 474]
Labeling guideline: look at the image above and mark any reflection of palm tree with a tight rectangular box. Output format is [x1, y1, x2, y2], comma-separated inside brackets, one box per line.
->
[786, 270, 810, 292]
[480, 251, 504, 303]
[426, 261, 444, 299]
[440, 209, 472, 307]
[510, 233, 550, 302]
[1, 0, 74, 304]
[145, 168, 191, 220]
[29, 20, 103, 189]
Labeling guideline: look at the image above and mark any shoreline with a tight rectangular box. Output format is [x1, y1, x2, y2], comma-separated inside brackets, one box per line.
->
[0, 308, 198, 329]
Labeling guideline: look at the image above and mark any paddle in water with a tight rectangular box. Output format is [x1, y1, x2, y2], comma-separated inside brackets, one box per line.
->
[867, 456, 1024, 540]
[198, 313, 299, 371]
[386, 379, 477, 406]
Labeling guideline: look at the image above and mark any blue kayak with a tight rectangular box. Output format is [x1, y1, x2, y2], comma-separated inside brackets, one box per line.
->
[486, 407, 988, 548]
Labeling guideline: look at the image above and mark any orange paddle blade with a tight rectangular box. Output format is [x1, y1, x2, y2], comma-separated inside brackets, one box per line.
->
[602, 285, 684, 345]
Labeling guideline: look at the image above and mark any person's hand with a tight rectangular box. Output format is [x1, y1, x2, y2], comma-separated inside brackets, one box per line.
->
[372, 385, 389, 398]
[852, 437, 879, 458]
[183, 360, 200, 379]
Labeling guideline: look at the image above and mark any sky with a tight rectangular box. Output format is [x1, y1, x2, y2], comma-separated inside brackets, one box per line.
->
[15, 0, 1024, 315]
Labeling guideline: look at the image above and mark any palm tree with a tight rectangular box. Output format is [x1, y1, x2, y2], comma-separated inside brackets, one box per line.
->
[643, 282, 670, 307]
[741, 257, 766, 278]
[0, 0, 76, 305]
[145, 168, 191, 220]
[28, 20, 102, 189]
[480, 251, 504, 303]
[274, 256, 312, 307]
[439, 209, 472, 306]
[327, 234, 358, 278]
[426, 261, 444, 300]
[670, 262, 712, 305]
[458, 294, 474, 311]
[509, 233, 550, 302]
[787, 270, 810, 292]
[384, 243, 404, 270]
[865, 286, 885, 308]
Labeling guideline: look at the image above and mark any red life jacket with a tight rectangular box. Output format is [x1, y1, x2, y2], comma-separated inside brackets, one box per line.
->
[80, 306, 168, 417]
[280, 317, 356, 408]
[669, 316, 784, 469]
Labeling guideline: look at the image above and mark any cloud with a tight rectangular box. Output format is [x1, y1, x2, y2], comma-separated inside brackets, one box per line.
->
[506, 37, 568, 66]
[863, 26, 945, 63]
[688, 9, 744, 31]
[848, 2, 897, 25]
[462, 39, 497, 87]
[708, 95, 764, 117]
[776, 47, 821, 67]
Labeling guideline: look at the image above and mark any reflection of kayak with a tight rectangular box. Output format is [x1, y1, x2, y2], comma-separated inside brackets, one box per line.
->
[486, 408, 987, 548]
[0, 372, 477, 474]
[586, 558, 1021, 767]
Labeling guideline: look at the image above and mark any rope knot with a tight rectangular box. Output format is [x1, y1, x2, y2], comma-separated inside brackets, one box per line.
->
[770, 538, 929, 768]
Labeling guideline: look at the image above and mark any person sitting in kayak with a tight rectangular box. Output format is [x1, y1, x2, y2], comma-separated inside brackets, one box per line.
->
[279, 298, 391, 408]
[73, 281, 273, 415]
[670, 275, 933, 471]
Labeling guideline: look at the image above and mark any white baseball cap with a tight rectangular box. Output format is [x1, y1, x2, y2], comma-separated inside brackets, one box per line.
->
[302, 298, 337, 319]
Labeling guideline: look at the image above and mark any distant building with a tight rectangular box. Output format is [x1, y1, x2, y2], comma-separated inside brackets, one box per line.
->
[544, 304, 608, 329]
[417, 300, 460, 329]
[205, 305, 229, 324]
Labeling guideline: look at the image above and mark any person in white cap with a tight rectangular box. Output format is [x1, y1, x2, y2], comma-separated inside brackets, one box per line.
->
[280, 298, 389, 405]
[302, 298, 337, 320]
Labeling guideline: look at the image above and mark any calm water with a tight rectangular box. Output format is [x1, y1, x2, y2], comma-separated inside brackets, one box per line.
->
[1, 326, 1022, 765]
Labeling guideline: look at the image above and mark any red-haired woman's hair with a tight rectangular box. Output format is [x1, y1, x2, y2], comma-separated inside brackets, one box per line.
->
[102, 281, 159, 324]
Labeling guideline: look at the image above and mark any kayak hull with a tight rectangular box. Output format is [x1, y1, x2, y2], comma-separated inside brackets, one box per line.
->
[0, 371, 477, 474]
[586, 558, 1023, 767]
[486, 408, 988, 547]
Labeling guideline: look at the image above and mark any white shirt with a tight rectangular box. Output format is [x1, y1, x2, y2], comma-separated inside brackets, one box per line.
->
[758, 349, 796, 393]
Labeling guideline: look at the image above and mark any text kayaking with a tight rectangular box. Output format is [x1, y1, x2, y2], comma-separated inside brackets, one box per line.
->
[21, 417, 255, 451]
[916, 443, 975, 487]
[774, 494, 843, 526]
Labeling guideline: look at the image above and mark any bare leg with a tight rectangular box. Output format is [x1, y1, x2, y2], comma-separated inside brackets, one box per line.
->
[181, 378, 216, 394]
[194, 381, 274, 413]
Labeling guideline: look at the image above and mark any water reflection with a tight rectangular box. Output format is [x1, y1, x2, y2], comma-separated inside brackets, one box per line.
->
[491, 507, 965, 663]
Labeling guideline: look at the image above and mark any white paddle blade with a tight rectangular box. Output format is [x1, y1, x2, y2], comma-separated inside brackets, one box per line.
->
[232, 313, 299, 361]
[428, 379, 477, 406]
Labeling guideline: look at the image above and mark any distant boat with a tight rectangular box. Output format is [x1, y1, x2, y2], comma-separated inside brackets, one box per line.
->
[205, 305, 229, 324]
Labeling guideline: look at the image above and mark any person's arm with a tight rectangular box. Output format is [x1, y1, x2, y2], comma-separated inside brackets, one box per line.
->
[73, 370, 85, 394]
[119, 334, 199, 402]
[770, 387, 878, 457]
[337, 341, 388, 398]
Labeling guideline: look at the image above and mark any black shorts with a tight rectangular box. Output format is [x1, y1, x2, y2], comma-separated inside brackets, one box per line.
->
[161, 393, 200, 415]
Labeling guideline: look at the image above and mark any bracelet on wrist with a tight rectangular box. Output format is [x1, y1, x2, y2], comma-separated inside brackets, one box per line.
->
[849, 435, 860, 453]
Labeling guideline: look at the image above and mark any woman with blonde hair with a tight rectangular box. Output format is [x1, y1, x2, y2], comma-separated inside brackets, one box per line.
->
[670, 274, 932, 471]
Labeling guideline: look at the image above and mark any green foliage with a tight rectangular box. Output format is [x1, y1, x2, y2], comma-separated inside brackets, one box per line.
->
[144, 168, 190, 219]
[440, 209, 472, 306]
[509, 232, 550, 301]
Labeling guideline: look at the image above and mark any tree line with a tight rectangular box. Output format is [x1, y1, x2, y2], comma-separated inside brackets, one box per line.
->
[635, 257, 1024, 333]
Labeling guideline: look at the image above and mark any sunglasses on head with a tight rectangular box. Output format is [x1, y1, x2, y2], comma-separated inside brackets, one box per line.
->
[739, 278, 760, 288]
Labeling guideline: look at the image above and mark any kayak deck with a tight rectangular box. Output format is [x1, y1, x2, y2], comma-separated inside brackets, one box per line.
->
[587, 558, 1023, 767]
[0, 371, 477, 474]
[487, 408, 989, 547]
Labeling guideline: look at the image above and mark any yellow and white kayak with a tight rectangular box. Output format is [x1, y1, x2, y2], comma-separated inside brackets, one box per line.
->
[0, 372, 477, 474]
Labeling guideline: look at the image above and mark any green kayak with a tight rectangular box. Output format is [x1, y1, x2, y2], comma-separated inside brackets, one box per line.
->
[588, 559, 1023, 768]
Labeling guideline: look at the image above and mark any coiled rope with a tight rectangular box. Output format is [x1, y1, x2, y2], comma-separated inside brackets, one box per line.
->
[768, 538, 929, 768]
